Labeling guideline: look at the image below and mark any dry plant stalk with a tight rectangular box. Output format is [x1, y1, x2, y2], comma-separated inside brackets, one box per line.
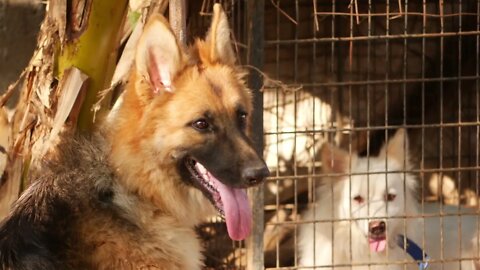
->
[0, 0, 130, 219]
[0, 3, 60, 217]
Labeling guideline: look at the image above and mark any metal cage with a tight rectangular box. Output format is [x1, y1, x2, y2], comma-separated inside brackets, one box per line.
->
[196, 0, 480, 269]
[261, 0, 480, 269]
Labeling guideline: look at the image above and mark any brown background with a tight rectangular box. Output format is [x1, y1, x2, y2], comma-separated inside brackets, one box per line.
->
[0, 0, 44, 105]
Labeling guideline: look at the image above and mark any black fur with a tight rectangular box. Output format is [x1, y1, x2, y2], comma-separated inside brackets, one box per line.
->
[0, 135, 115, 270]
[0, 179, 71, 269]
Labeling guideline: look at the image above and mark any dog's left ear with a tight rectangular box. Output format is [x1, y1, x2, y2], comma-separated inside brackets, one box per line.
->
[202, 4, 236, 65]
[379, 128, 410, 168]
[321, 143, 354, 175]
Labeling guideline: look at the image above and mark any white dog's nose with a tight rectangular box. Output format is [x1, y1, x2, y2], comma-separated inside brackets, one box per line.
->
[369, 220, 386, 237]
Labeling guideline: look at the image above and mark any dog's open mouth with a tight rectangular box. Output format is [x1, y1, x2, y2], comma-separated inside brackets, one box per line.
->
[368, 235, 387, 253]
[185, 157, 251, 241]
[368, 220, 387, 253]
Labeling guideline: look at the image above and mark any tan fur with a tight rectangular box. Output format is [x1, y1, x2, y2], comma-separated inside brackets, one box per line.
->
[0, 107, 9, 181]
[76, 191, 206, 269]
[0, 5, 266, 269]
[88, 5, 250, 269]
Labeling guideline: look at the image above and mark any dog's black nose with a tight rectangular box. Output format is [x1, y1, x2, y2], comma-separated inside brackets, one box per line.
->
[242, 163, 270, 186]
[369, 221, 386, 236]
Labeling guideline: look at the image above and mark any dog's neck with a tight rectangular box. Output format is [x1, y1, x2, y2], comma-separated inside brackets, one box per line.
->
[107, 144, 213, 228]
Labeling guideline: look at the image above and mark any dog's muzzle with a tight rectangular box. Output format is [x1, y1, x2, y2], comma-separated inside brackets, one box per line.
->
[368, 220, 387, 253]
[369, 220, 386, 237]
[241, 162, 270, 186]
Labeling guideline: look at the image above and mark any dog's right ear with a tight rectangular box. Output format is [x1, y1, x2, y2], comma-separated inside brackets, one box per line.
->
[135, 15, 185, 98]
[379, 128, 410, 168]
[321, 143, 353, 175]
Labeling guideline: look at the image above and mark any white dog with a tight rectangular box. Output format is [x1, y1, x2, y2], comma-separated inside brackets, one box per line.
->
[298, 129, 478, 270]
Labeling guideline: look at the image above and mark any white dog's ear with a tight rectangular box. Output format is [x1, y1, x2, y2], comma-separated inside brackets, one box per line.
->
[135, 15, 184, 97]
[321, 143, 354, 175]
[379, 128, 410, 168]
[203, 4, 236, 65]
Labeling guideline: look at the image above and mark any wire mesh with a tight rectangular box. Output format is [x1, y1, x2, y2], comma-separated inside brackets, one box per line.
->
[194, 1, 479, 269]
[260, 0, 480, 269]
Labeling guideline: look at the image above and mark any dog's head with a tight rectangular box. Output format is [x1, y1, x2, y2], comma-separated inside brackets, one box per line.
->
[321, 129, 417, 253]
[112, 4, 269, 240]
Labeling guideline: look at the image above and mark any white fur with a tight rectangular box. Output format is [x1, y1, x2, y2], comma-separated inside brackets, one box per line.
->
[298, 129, 478, 270]
[263, 89, 331, 173]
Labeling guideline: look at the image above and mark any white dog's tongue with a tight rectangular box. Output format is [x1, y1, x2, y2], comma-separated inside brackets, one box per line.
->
[369, 238, 387, 253]
[216, 181, 252, 241]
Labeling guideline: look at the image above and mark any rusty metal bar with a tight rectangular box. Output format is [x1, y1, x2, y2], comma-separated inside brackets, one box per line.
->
[420, 0, 427, 256]
[456, 2, 464, 267]
[266, 212, 480, 226]
[265, 30, 480, 44]
[439, 1, 446, 264]
[263, 121, 480, 136]
[273, 75, 480, 88]
[265, 166, 480, 182]
[274, 0, 281, 267]
[476, 0, 480, 264]
[313, 11, 477, 18]
[264, 256, 480, 270]
[245, 0, 265, 269]
[292, 0, 299, 266]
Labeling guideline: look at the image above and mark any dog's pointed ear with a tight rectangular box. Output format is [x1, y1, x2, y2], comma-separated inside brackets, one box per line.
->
[135, 15, 184, 95]
[203, 4, 236, 65]
[321, 143, 353, 175]
[379, 128, 410, 168]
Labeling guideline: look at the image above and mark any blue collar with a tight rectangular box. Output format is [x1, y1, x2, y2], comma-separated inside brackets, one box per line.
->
[397, 234, 429, 270]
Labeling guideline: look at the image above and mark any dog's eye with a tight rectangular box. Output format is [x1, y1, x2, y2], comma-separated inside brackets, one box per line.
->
[192, 119, 210, 131]
[385, 193, 396, 201]
[238, 111, 247, 130]
[353, 195, 364, 204]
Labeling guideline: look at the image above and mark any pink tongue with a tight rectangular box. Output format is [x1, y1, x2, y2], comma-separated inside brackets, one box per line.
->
[369, 238, 387, 253]
[216, 182, 252, 241]
[194, 163, 252, 241]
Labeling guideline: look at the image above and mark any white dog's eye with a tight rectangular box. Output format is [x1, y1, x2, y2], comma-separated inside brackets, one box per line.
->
[385, 193, 396, 201]
[353, 195, 364, 204]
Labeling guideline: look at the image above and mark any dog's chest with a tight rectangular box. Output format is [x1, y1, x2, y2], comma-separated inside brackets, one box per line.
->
[334, 245, 415, 270]
[71, 211, 205, 269]
[332, 224, 419, 269]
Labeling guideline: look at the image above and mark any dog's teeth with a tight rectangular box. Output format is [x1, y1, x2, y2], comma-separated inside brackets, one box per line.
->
[190, 162, 222, 214]
[198, 164, 207, 174]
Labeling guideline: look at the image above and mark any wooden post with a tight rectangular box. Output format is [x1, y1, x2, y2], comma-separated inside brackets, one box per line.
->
[246, 0, 265, 269]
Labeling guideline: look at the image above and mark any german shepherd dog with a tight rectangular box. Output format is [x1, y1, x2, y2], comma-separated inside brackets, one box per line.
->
[0, 4, 269, 269]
